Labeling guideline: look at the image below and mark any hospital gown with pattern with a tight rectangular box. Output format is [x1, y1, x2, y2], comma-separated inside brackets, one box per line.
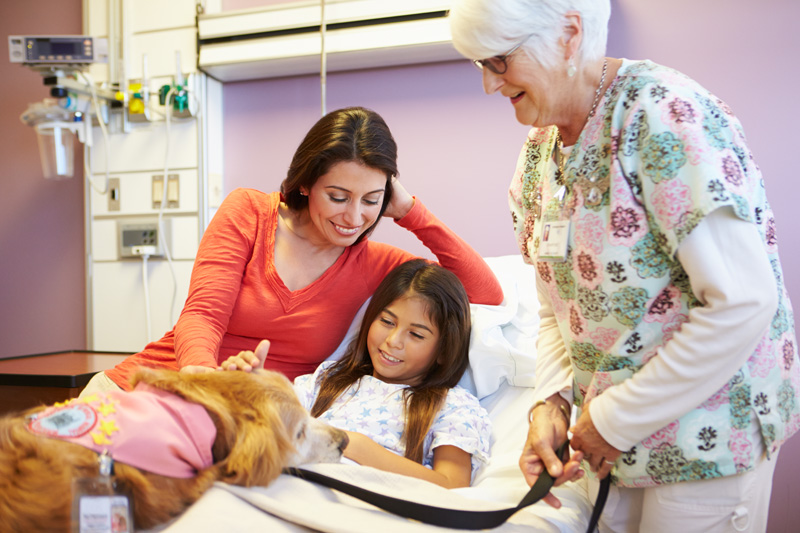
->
[294, 361, 492, 479]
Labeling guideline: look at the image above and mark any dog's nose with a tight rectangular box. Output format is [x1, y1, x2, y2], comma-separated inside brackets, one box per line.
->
[337, 430, 349, 453]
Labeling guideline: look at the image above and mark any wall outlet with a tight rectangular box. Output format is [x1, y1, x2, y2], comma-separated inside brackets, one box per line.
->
[118, 221, 169, 258]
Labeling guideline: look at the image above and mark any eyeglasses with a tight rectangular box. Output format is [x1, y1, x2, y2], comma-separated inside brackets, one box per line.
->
[472, 35, 533, 75]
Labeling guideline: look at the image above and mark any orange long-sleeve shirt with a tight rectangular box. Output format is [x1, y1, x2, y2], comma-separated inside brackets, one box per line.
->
[105, 189, 502, 389]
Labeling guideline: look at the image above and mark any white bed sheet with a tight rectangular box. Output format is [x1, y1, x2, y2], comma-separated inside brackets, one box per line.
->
[145, 256, 594, 532]
[150, 384, 591, 533]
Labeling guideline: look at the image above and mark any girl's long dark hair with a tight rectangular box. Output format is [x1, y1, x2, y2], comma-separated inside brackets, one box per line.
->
[310, 259, 472, 463]
[281, 106, 398, 245]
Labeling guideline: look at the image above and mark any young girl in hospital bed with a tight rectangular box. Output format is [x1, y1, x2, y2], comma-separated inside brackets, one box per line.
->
[293, 259, 491, 488]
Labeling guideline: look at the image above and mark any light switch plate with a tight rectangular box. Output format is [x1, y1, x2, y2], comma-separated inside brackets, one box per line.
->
[108, 177, 120, 211]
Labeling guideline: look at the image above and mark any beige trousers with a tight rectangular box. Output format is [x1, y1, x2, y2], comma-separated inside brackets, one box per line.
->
[78, 371, 123, 398]
[588, 450, 779, 533]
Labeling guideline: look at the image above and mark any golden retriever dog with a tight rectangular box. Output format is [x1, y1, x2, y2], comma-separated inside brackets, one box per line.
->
[0, 367, 348, 532]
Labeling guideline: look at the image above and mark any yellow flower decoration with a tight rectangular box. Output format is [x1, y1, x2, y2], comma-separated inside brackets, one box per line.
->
[80, 394, 100, 405]
[99, 419, 120, 437]
[91, 430, 112, 446]
[54, 398, 79, 408]
[97, 400, 117, 417]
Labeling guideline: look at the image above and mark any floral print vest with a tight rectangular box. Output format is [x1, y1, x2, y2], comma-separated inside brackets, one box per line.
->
[509, 60, 799, 487]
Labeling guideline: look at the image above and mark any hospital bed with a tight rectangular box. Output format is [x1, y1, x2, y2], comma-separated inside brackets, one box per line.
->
[145, 255, 594, 532]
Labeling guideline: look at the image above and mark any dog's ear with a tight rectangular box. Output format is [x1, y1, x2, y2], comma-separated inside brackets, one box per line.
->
[216, 402, 294, 487]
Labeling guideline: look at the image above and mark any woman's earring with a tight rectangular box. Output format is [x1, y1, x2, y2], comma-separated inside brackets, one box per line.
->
[567, 59, 577, 78]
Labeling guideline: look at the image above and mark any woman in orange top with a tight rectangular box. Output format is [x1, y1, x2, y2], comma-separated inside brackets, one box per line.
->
[83, 107, 502, 394]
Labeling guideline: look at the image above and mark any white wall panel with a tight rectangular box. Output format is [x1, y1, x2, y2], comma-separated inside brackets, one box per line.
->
[90, 169, 199, 216]
[167, 216, 200, 260]
[92, 260, 194, 351]
[129, 28, 198, 80]
[91, 218, 119, 261]
[84, 0, 200, 82]
[89, 118, 198, 173]
[82, 0, 221, 351]
[132, 0, 198, 33]
[128, 27, 197, 78]
[85, 0, 108, 37]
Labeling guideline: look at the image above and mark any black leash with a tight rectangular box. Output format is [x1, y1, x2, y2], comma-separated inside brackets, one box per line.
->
[284, 441, 609, 532]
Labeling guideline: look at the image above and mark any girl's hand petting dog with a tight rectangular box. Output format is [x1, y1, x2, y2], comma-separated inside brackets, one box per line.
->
[217, 339, 271, 372]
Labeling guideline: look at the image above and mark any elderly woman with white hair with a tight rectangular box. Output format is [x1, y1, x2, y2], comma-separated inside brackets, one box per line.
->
[449, 1, 798, 531]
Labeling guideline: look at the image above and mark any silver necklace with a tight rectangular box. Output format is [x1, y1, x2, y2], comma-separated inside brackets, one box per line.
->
[555, 132, 566, 186]
[554, 58, 609, 185]
[588, 58, 608, 119]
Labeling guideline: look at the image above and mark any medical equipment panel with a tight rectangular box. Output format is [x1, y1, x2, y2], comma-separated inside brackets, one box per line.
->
[8, 35, 108, 65]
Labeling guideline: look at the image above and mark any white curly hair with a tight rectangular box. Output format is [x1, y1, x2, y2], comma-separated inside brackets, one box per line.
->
[449, 0, 611, 69]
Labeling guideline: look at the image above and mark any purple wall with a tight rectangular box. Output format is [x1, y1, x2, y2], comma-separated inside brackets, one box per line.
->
[0, 0, 86, 357]
[221, 0, 800, 531]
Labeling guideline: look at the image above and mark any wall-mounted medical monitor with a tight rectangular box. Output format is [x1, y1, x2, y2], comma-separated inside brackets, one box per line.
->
[8, 35, 108, 65]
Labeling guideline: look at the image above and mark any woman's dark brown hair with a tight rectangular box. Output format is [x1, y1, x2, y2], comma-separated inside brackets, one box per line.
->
[310, 259, 472, 463]
[281, 107, 398, 245]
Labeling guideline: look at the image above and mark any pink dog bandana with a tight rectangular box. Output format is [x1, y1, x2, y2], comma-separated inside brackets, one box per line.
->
[27, 382, 216, 478]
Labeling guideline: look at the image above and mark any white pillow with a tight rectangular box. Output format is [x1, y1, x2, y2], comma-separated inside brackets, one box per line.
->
[462, 255, 539, 399]
[326, 255, 540, 400]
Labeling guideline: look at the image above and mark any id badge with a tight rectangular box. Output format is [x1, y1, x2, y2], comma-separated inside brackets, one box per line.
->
[71, 453, 133, 533]
[538, 219, 571, 262]
[75, 494, 131, 533]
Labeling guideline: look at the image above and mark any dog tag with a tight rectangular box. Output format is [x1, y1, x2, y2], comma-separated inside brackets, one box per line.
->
[71, 453, 133, 533]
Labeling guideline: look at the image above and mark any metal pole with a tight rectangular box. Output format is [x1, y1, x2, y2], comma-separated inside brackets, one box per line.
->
[320, 0, 327, 116]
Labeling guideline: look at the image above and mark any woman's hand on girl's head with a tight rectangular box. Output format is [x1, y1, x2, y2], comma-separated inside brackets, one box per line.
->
[218, 339, 270, 372]
[382, 177, 415, 220]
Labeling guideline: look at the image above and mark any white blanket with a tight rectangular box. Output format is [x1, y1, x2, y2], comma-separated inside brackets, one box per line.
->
[151, 385, 592, 533]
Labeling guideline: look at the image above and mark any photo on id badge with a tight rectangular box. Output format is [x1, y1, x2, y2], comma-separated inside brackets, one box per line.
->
[539, 220, 570, 262]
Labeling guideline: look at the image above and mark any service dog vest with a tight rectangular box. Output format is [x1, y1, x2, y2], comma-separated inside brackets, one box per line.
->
[26, 382, 216, 478]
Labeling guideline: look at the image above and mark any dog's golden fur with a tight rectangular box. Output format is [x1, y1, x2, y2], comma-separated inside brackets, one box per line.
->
[0, 367, 347, 532]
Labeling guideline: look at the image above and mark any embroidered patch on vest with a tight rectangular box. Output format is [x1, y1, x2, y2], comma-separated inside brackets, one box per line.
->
[28, 403, 98, 439]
